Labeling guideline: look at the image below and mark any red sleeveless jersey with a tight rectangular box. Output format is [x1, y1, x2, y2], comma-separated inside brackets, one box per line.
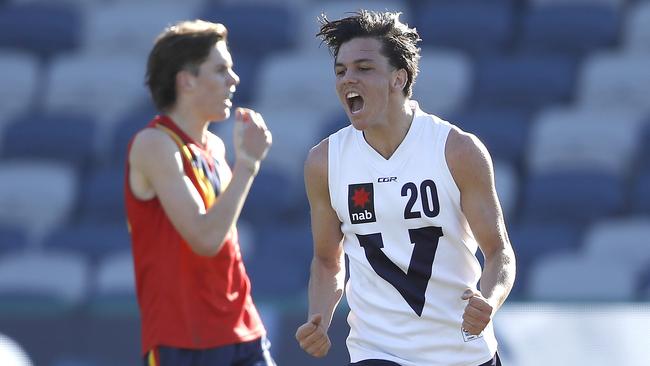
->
[125, 115, 265, 355]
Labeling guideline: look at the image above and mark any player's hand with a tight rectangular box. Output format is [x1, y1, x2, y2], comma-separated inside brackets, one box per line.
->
[233, 107, 272, 173]
[461, 289, 493, 335]
[295, 314, 331, 358]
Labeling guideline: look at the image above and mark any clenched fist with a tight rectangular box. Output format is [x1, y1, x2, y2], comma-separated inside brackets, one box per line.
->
[295, 314, 331, 358]
[461, 289, 493, 335]
[233, 107, 272, 173]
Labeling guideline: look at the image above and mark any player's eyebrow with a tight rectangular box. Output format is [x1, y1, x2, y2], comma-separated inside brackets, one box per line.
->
[335, 58, 375, 67]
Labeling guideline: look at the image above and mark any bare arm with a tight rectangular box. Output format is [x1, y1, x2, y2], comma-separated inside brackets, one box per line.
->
[447, 128, 516, 331]
[296, 138, 345, 357]
[128, 109, 271, 257]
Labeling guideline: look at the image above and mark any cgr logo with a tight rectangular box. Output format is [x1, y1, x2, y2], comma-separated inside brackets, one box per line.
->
[348, 183, 376, 224]
[377, 176, 397, 183]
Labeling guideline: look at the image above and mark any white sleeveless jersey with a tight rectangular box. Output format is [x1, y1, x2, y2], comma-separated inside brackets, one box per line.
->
[328, 102, 497, 366]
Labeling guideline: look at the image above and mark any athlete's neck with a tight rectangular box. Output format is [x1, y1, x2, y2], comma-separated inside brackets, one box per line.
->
[363, 99, 414, 160]
[167, 107, 210, 146]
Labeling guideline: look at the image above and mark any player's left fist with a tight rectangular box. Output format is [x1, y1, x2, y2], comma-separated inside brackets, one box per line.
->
[461, 289, 493, 335]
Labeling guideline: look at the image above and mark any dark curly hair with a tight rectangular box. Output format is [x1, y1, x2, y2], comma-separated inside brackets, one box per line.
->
[317, 10, 421, 97]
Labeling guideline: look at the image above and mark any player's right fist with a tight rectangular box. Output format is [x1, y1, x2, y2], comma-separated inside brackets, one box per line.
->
[233, 107, 272, 173]
[295, 314, 331, 358]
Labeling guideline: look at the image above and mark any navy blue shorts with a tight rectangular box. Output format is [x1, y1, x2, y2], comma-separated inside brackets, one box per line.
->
[349, 352, 501, 366]
[144, 337, 276, 366]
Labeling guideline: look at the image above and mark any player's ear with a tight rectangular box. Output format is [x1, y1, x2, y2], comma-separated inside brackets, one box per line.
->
[176, 69, 196, 92]
[391, 68, 407, 93]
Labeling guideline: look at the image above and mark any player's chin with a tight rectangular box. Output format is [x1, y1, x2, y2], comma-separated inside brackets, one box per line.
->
[348, 115, 368, 131]
[211, 108, 230, 122]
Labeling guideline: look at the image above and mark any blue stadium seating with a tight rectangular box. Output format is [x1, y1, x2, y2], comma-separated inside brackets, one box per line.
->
[108, 100, 158, 167]
[200, 4, 296, 104]
[76, 165, 125, 224]
[521, 4, 620, 54]
[474, 54, 577, 108]
[1, 0, 649, 362]
[1, 113, 97, 169]
[0, 3, 81, 59]
[508, 222, 582, 298]
[0, 224, 27, 253]
[522, 171, 625, 224]
[450, 107, 531, 165]
[414, 0, 514, 54]
[43, 223, 130, 261]
[240, 166, 301, 226]
[633, 171, 650, 215]
[243, 224, 312, 301]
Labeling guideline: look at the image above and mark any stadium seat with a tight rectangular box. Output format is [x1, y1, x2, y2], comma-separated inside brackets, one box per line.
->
[0, 52, 39, 121]
[624, 1, 650, 52]
[44, 53, 148, 126]
[450, 107, 531, 165]
[240, 165, 301, 226]
[578, 52, 650, 113]
[254, 51, 340, 115]
[493, 160, 519, 221]
[0, 2, 81, 59]
[508, 222, 582, 298]
[299, 0, 410, 54]
[527, 107, 643, 176]
[632, 170, 650, 215]
[1, 112, 97, 169]
[244, 224, 312, 301]
[82, 2, 201, 59]
[200, 3, 297, 105]
[520, 3, 620, 55]
[89, 250, 136, 313]
[414, 0, 514, 54]
[244, 107, 324, 184]
[75, 165, 125, 224]
[527, 251, 636, 301]
[0, 251, 89, 312]
[0, 160, 77, 240]
[412, 49, 472, 115]
[473, 54, 577, 109]
[106, 99, 158, 167]
[201, 3, 296, 58]
[521, 171, 625, 224]
[0, 225, 28, 254]
[583, 217, 650, 272]
[43, 222, 130, 261]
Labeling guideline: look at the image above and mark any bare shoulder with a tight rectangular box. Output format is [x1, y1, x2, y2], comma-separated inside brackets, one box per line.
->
[445, 126, 494, 190]
[304, 137, 329, 181]
[130, 128, 178, 163]
[129, 127, 184, 178]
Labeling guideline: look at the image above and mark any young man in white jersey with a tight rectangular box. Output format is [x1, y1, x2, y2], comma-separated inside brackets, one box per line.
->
[295, 11, 516, 366]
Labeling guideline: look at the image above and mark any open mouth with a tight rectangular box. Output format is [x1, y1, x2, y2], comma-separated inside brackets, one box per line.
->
[346, 92, 365, 114]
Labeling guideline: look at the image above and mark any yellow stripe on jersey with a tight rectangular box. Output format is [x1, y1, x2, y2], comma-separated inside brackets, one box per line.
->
[148, 349, 157, 366]
[155, 124, 216, 207]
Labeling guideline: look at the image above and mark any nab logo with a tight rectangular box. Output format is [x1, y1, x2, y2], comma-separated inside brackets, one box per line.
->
[378, 176, 397, 183]
[348, 183, 376, 224]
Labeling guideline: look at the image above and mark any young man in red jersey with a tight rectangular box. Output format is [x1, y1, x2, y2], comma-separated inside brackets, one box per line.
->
[125, 20, 275, 366]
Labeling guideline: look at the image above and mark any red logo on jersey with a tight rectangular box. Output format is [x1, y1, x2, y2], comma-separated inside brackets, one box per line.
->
[352, 187, 370, 208]
[348, 183, 376, 224]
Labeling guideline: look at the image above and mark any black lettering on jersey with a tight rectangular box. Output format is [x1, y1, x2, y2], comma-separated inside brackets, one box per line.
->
[402, 180, 440, 219]
[348, 183, 376, 224]
[378, 177, 397, 183]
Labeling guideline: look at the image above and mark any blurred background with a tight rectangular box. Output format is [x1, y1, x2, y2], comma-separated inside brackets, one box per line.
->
[0, 0, 649, 365]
